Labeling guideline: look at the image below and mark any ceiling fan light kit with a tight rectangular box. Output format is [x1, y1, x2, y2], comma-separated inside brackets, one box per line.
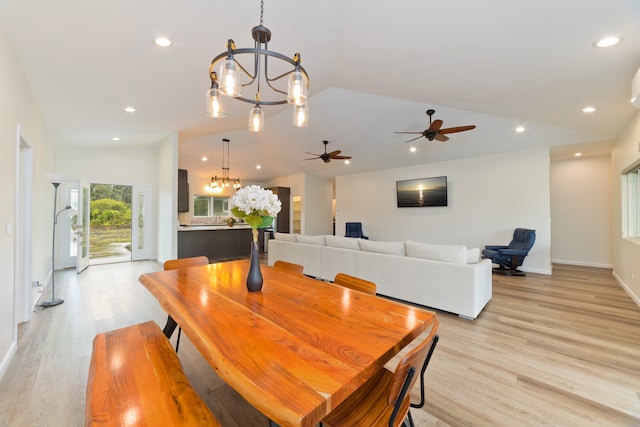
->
[395, 109, 476, 143]
[205, 0, 310, 132]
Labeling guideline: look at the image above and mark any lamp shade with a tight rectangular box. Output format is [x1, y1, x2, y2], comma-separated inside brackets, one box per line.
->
[248, 105, 264, 132]
[287, 70, 308, 106]
[219, 59, 242, 97]
[293, 103, 309, 127]
[206, 87, 226, 118]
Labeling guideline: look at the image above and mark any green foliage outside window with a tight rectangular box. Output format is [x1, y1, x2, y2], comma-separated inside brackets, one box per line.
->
[90, 199, 131, 227]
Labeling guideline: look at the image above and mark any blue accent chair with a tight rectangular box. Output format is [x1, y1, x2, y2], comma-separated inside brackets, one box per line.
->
[345, 222, 368, 239]
[482, 228, 536, 276]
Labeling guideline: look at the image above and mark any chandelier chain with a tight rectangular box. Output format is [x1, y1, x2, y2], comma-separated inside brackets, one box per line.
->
[260, 0, 264, 26]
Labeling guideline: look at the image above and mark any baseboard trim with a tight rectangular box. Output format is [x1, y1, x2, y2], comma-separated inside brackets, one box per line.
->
[0, 340, 17, 383]
[552, 259, 613, 269]
[613, 271, 640, 308]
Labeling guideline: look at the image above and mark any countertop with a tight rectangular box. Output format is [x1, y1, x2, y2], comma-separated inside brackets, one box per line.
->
[178, 224, 252, 231]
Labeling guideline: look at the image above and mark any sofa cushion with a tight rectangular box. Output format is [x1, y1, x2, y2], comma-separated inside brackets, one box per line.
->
[274, 232, 298, 242]
[359, 239, 406, 256]
[466, 247, 481, 264]
[405, 241, 467, 264]
[325, 235, 361, 250]
[296, 235, 326, 246]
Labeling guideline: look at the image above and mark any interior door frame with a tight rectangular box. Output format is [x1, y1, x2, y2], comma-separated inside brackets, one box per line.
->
[131, 185, 152, 261]
[76, 180, 90, 273]
[14, 125, 34, 326]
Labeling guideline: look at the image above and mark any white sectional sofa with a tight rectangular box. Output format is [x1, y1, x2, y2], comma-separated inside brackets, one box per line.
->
[267, 233, 492, 319]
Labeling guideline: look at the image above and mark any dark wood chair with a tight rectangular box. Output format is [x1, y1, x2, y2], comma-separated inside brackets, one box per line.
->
[273, 260, 304, 275]
[333, 273, 377, 295]
[162, 256, 209, 352]
[321, 316, 439, 427]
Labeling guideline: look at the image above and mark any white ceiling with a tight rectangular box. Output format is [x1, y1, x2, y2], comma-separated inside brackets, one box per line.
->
[2, 1, 639, 183]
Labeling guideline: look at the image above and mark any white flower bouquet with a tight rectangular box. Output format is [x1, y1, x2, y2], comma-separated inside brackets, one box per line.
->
[229, 185, 282, 241]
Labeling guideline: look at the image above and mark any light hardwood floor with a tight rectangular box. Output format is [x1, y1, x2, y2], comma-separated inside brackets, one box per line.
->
[0, 261, 639, 426]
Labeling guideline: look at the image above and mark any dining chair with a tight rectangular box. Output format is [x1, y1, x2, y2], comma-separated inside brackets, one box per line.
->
[273, 260, 304, 275]
[163, 256, 210, 352]
[321, 316, 439, 427]
[333, 273, 377, 295]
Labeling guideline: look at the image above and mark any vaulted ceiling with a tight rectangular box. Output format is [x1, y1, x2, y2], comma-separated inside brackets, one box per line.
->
[2, 1, 639, 182]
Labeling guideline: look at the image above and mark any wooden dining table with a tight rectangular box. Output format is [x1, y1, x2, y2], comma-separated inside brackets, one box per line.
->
[139, 259, 438, 427]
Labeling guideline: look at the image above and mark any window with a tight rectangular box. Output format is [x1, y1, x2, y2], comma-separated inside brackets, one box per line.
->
[193, 196, 229, 217]
[623, 161, 640, 238]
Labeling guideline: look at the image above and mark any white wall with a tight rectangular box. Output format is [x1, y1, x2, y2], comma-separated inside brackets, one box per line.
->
[550, 155, 612, 267]
[612, 110, 640, 305]
[156, 134, 178, 263]
[302, 175, 333, 236]
[336, 148, 552, 274]
[0, 21, 51, 380]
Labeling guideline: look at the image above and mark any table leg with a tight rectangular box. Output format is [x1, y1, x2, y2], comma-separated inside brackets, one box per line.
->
[162, 315, 178, 338]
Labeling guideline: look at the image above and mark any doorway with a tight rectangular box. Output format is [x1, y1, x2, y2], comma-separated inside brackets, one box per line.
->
[58, 183, 152, 269]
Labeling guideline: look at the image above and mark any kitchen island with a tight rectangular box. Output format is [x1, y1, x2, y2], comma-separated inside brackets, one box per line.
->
[178, 224, 257, 261]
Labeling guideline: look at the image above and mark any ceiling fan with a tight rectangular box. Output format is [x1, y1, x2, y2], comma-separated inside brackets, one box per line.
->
[395, 109, 476, 143]
[304, 140, 352, 163]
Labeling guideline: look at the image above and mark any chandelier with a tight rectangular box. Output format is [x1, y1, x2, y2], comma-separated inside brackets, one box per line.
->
[210, 138, 241, 192]
[206, 0, 310, 131]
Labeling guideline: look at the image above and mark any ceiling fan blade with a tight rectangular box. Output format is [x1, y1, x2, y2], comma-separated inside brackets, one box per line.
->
[429, 119, 444, 131]
[303, 156, 321, 160]
[305, 152, 322, 156]
[440, 125, 476, 134]
[327, 150, 342, 156]
[434, 133, 449, 142]
[403, 135, 425, 143]
[394, 131, 424, 134]
[332, 155, 352, 160]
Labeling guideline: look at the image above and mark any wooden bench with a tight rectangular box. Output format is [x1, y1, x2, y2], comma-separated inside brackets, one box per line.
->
[85, 320, 220, 426]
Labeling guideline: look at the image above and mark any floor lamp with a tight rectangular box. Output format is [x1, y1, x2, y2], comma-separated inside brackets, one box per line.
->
[40, 179, 71, 308]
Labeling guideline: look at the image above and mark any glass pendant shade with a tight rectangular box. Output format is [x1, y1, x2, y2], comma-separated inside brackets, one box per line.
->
[293, 103, 309, 127]
[287, 71, 308, 106]
[206, 87, 226, 118]
[249, 105, 264, 132]
[219, 59, 242, 97]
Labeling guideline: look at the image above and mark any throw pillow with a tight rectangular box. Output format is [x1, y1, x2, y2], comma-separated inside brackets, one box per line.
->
[466, 247, 481, 264]
[296, 235, 326, 246]
[359, 239, 406, 256]
[274, 232, 298, 242]
[405, 241, 467, 264]
[325, 235, 361, 250]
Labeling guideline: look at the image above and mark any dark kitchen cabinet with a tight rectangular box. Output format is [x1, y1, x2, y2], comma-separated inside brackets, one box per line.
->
[178, 169, 189, 212]
[267, 186, 290, 233]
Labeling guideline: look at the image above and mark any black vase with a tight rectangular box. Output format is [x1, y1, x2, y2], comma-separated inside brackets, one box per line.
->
[246, 240, 263, 292]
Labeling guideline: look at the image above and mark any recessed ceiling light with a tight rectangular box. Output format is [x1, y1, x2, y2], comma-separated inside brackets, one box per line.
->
[575, 152, 582, 157]
[124, 106, 136, 113]
[594, 36, 622, 48]
[202, 156, 208, 161]
[344, 160, 350, 165]
[409, 146, 417, 153]
[515, 126, 525, 133]
[112, 137, 120, 141]
[154, 37, 172, 47]
[582, 106, 596, 113]
[256, 165, 262, 170]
